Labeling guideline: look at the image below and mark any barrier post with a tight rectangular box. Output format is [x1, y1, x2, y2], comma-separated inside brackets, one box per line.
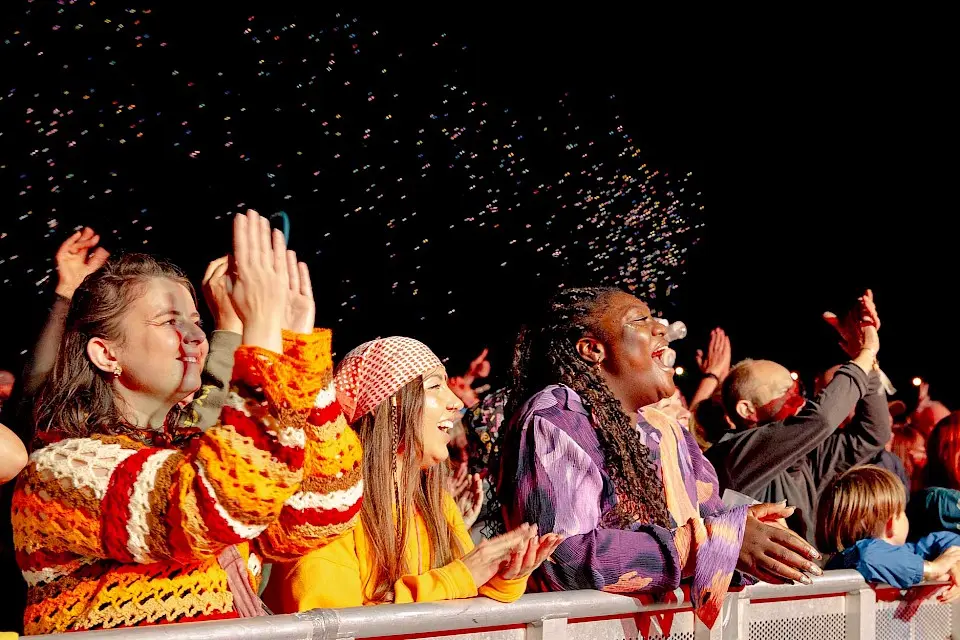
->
[844, 587, 877, 640]
[715, 591, 750, 640]
[526, 616, 568, 640]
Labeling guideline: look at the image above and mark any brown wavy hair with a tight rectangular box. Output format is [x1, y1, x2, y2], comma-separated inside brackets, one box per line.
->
[354, 377, 465, 603]
[507, 287, 671, 529]
[33, 254, 196, 443]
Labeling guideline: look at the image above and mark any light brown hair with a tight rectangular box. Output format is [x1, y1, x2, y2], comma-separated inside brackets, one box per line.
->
[355, 377, 464, 603]
[34, 254, 196, 443]
[816, 465, 905, 553]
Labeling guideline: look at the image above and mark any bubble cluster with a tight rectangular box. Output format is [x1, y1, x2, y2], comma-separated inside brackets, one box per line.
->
[0, 4, 703, 349]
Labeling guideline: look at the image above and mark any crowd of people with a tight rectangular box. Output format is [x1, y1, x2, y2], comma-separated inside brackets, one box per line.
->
[0, 213, 957, 636]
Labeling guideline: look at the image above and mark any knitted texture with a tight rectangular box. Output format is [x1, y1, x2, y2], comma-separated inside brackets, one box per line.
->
[13, 330, 362, 635]
[334, 337, 442, 424]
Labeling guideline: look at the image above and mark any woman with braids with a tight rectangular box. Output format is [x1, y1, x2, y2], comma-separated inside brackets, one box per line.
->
[498, 287, 823, 628]
[12, 211, 362, 634]
[264, 337, 562, 611]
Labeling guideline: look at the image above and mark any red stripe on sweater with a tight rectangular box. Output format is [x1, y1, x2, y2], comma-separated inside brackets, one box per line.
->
[308, 399, 342, 427]
[223, 407, 305, 469]
[193, 462, 248, 545]
[16, 547, 78, 570]
[278, 494, 362, 529]
[100, 447, 160, 562]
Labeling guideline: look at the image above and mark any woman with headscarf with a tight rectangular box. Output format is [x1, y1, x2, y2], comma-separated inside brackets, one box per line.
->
[498, 287, 823, 628]
[264, 336, 562, 611]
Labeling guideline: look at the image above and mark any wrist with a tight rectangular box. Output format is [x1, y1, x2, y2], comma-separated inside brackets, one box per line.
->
[243, 323, 284, 353]
[54, 283, 77, 300]
[216, 317, 243, 334]
[703, 372, 721, 383]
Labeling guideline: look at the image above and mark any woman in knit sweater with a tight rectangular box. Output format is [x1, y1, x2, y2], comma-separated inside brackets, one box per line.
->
[12, 211, 362, 634]
[263, 337, 562, 611]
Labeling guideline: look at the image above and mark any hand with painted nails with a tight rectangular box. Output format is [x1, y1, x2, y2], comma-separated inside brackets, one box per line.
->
[738, 503, 823, 585]
[54, 227, 110, 299]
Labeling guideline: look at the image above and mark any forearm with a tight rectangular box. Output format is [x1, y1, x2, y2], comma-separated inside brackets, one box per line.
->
[22, 294, 70, 397]
[690, 375, 719, 410]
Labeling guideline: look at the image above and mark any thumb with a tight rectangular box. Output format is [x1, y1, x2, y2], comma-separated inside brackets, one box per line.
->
[751, 501, 796, 520]
[695, 349, 704, 366]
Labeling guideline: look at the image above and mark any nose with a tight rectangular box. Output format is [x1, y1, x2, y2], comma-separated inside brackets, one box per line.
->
[178, 319, 206, 345]
[651, 319, 667, 337]
[445, 385, 464, 412]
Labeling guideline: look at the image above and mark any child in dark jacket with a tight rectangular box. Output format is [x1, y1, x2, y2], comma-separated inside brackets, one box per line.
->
[818, 466, 960, 597]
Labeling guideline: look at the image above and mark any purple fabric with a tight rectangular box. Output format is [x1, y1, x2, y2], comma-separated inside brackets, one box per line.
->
[497, 385, 746, 627]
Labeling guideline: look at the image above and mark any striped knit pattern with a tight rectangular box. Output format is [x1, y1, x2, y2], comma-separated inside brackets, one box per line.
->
[12, 329, 362, 635]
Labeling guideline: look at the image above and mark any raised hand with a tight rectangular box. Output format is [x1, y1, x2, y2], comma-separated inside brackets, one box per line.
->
[455, 470, 484, 529]
[823, 289, 880, 358]
[227, 210, 288, 353]
[737, 503, 823, 585]
[283, 250, 315, 334]
[498, 530, 564, 580]
[55, 227, 110, 299]
[202, 256, 243, 334]
[465, 348, 491, 382]
[695, 328, 732, 380]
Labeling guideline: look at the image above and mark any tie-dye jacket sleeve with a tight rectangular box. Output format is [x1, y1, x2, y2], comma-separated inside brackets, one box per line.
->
[502, 404, 746, 629]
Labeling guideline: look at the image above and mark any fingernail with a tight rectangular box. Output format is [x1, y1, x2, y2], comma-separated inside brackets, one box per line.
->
[800, 575, 813, 585]
[810, 549, 822, 559]
[809, 564, 823, 576]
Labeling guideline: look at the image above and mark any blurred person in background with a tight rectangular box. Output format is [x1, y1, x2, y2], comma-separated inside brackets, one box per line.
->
[907, 412, 960, 540]
[891, 426, 928, 495]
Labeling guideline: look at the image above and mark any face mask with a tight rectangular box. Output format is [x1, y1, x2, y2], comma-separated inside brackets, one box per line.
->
[756, 379, 806, 423]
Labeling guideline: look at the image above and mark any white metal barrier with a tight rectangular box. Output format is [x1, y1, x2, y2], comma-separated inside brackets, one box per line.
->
[28, 570, 960, 639]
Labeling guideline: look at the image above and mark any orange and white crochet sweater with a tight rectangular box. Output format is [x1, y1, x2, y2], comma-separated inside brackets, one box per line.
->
[12, 329, 362, 635]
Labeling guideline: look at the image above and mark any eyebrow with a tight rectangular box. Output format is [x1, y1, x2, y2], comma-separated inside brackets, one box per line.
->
[150, 309, 201, 321]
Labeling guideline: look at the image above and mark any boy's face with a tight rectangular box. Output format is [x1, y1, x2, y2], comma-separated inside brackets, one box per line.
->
[890, 510, 910, 546]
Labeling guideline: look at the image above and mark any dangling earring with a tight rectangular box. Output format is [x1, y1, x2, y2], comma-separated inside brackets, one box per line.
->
[594, 358, 603, 370]
[113, 365, 123, 377]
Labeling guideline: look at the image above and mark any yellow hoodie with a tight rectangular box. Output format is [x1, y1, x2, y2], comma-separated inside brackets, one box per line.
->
[264, 494, 527, 611]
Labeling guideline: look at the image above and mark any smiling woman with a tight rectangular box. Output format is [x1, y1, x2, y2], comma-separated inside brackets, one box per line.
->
[263, 336, 563, 612]
[499, 287, 824, 629]
[13, 211, 363, 634]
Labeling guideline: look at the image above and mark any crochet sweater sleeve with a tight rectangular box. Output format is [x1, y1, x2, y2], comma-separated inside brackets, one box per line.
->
[255, 329, 363, 560]
[13, 331, 335, 564]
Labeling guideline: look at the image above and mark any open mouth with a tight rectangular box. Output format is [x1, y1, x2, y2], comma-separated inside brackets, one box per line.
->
[651, 345, 676, 370]
[179, 356, 200, 364]
[437, 420, 454, 434]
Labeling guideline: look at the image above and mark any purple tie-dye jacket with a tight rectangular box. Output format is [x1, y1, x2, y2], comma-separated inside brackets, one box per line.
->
[497, 385, 747, 628]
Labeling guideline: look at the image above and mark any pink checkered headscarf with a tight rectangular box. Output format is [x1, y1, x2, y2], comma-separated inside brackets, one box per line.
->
[334, 337, 443, 424]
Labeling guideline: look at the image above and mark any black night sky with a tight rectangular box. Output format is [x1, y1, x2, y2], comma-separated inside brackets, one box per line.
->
[0, 4, 954, 411]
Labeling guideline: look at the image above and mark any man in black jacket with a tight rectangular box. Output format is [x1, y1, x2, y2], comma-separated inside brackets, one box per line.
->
[706, 292, 888, 545]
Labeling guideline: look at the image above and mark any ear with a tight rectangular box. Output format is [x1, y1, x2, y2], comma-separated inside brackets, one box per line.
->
[735, 399, 756, 423]
[883, 515, 897, 539]
[575, 336, 606, 367]
[87, 337, 119, 375]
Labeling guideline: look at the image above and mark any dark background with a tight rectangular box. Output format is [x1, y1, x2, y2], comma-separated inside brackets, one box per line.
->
[0, 5, 954, 410]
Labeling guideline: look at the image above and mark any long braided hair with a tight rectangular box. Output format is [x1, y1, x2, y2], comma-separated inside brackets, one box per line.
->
[508, 287, 671, 529]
